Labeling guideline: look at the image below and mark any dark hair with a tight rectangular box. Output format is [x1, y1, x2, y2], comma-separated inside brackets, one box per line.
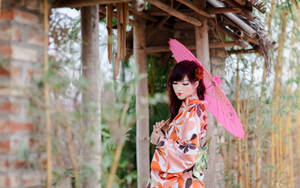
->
[167, 60, 205, 122]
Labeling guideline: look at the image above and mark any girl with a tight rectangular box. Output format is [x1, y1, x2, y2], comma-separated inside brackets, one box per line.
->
[148, 60, 208, 188]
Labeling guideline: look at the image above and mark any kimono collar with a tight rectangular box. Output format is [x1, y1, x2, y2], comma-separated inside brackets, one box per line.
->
[181, 95, 202, 108]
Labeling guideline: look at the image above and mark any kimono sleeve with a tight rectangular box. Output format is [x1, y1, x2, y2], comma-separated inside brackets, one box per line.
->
[152, 105, 206, 174]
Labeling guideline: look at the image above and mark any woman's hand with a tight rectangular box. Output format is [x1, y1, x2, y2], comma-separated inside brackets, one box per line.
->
[160, 119, 170, 134]
[150, 121, 166, 145]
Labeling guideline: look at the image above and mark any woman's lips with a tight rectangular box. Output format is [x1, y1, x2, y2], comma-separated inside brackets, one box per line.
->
[177, 93, 182, 96]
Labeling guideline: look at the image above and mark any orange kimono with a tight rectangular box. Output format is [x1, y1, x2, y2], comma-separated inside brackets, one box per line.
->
[148, 95, 208, 188]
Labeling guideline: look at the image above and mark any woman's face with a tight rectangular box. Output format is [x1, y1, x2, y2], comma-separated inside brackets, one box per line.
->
[172, 75, 199, 100]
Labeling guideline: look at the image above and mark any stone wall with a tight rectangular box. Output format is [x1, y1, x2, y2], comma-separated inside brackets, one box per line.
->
[0, 0, 45, 187]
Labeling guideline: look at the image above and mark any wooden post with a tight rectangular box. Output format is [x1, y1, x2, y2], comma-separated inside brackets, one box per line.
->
[133, 15, 150, 188]
[194, 0, 218, 187]
[81, 5, 101, 187]
[195, 16, 210, 67]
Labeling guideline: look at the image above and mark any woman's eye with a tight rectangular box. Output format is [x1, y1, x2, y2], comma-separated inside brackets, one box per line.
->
[183, 83, 189, 86]
[172, 82, 177, 85]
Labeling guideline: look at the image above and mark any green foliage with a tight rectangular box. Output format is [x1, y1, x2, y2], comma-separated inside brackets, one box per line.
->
[100, 54, 173, 187]
[147, 55, 173, 155]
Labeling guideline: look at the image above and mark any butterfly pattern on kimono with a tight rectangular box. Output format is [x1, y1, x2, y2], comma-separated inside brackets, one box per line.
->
[148, 95, 208, 188]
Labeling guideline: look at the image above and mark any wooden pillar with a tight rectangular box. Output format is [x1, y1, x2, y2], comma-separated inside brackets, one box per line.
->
[133, 15, 150, 188]
[195, 17, 210, 67]
[81, 5, 101, 187]
[194, 1, 218, 187]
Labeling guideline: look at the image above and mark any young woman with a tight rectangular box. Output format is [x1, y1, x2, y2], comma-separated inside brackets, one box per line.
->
[148, 60, 208, 188]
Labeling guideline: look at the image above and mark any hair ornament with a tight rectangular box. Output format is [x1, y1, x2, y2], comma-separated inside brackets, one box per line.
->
[195, 66, 204, 80]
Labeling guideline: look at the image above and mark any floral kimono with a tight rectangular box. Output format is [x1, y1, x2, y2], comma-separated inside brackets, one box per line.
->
[148, 95, 208, 188]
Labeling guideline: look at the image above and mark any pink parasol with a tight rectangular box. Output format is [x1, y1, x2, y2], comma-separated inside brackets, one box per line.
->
[169, 38, 244, 139]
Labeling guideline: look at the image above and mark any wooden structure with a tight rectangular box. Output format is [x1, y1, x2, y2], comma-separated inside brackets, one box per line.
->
[0, 0, 272, 187]
[51, 0, 272, 187]
[52, 0, 272, 66]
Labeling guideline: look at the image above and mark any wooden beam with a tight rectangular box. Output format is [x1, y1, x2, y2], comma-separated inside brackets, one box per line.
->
[244, 35, 260, 45]
[210, 19, 249, 48]
[223, 0, 255, 20]
[146, 3, 181, 43]
[147, 0, 202, 27]
[174, 0, 213, 18]
[146, 45, 195, 53]
[227, 48, 258, 54]
[207, 0, 257, 38]
[210, 41, 240, 48]
[234, 0, 247, 6]
[148, 9, 197, 16]
[206, 7, 240, 14]
[143, 42, 240, 53]
[52, 0, 132, 8]
[148, 11, 169, 16]
[214, 17, 259, 48]
[129, 7, 157, 22]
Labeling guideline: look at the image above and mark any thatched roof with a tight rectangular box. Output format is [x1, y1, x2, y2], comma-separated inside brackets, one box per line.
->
[52, 0, 274, 66]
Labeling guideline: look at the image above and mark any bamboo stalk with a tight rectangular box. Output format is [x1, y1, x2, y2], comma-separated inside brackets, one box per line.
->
[219, 142, 232, 186]
[263, 1, 275, 185]
[106, 5, 113, 64]
[286, 107, 295, 188]
[65, 125, 80, 188]
[294, 6, 300, 185]
[147, 0, 202, 27]
[115, 3, 123, 79]
[271, 9, 288, 187]
[43, 0, 52, 187]
[106, 140, 125, 188]
[267, 0, 276, 36]
[278, 106, 283, 187]
[243, 104, 249, 188]
[122, 3, 129, 61]
[115, 3, 128, 66]
[236, 55, 242, 186]
[106, 85, 134, 188]
[286, 8, 298, 185]
[244, 56, 257, 188]
[114, 52, 120, 79]
[297, 82, 300, 187]
[280, 67, 294, 187]
[255, 54, 267, 188]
